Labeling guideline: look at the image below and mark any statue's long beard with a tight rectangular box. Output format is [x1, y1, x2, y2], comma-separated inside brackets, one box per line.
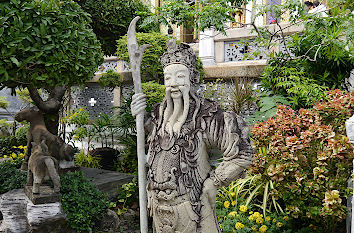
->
[162, 86, 190, 136]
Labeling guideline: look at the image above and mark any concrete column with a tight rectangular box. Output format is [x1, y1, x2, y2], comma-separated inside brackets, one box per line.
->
[254, 0, 264, 27]
[199, 28, 216, 66]
[245, 1, 253, 26]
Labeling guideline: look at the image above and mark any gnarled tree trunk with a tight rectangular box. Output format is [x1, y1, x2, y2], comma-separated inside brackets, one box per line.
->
[27, 85, 67, 135]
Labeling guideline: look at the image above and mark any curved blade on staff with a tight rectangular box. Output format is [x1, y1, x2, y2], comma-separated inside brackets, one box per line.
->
[127, 16, 150, 233]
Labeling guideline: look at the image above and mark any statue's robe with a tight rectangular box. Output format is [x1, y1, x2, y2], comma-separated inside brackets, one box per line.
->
[147, 95, 254, 233]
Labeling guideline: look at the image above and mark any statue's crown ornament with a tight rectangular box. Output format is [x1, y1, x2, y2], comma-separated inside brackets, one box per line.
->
[161, 39, 200, 84]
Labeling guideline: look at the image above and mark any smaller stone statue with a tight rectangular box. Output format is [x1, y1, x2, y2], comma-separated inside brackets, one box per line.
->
[14, 107, 75, 170]
[27, 139, 60, 194]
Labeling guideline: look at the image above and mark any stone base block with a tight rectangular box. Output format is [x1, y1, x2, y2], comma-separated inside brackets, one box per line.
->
[24, 185, 61, 205]
[0, 189, 72, 233]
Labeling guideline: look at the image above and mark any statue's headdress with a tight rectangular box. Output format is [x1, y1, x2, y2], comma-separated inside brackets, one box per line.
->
[161, 39, 200, 85]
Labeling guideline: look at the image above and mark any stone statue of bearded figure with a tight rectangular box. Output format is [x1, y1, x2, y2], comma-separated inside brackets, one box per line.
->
[131, 39, 254, 233]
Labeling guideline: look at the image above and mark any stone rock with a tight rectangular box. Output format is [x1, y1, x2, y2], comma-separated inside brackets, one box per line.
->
[0, 189, 29, 233]
[0, 189, 72, 233]
[80, 167, 134, 199]
[96, 209, 121, 233]
[346, 115, 354, 143]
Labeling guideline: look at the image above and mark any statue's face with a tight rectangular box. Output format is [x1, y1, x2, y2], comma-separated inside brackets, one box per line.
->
[163, 64, 190, 99]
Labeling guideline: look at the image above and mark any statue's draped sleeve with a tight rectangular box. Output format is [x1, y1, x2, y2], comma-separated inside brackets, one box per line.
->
[203, 109, 254, 187]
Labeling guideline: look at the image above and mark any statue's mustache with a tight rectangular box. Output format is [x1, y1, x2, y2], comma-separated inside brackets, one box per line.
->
[165, 85, 189, 94]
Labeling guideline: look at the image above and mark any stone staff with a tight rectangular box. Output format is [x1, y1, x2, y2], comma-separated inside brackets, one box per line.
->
[127, 16, 150, 232]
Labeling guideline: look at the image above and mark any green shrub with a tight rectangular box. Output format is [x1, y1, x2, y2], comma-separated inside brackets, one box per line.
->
[142, 81, 165, 112]
[75, 0, 158, 55]
[261, 59, 328, 109]
[98, 69, 122, 90]
[250, 90, 354, 232]
[15, 123, 29, 142]
[60, 171, 109, 232]
[290, 16, 354, 89]
[0, 160, 26, 195]
[114, 178, 139, 215]
[74, 151, 101, 169]
[0, 0, 103, 90]
[116, 32, 204, 84]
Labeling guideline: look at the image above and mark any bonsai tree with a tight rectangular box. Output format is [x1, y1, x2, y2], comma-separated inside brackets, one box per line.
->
[0, 0, 103, 135]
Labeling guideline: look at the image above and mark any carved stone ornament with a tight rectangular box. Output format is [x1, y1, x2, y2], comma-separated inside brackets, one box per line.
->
[144, 40, 254, 233]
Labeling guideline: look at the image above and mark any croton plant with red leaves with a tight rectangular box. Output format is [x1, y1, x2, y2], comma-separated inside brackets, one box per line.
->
[250, 90, 354, 230]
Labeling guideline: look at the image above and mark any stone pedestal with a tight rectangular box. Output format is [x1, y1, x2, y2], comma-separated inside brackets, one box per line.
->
[24, 185, 61, 205]
[0, 189, 71, 233]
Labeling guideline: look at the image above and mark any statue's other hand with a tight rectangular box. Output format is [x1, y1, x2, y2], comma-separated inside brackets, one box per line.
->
[202, 178, 218, 210]
[131, 93, 147, 117]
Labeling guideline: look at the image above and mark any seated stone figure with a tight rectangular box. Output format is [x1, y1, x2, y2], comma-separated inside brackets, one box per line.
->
[131, 40, 254, 233]
[14, 107, 75, 170]
[27, 139, 60, 194]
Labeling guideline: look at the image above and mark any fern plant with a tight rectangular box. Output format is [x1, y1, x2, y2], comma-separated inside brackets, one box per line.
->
[261, 60, 328, 109]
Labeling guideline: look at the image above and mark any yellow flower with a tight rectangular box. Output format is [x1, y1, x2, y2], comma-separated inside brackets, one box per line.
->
[277, 222, 283, 227]
[12, 146, 17, 148]
[230, 192, 236, 197]
[235, 222, 244, 230]
[251, 226, 258, 232]
[249, 215, 255, 221]
[273, 219, 277, 223]
[259, 225, 268, 233]
[231, 201, 236, 206]
[228, 211, 237, 217]
[256, 217, 264, 224]
[249, 211, 253, 215]
[239, 205, 247, 213]
[265, 216, 271, 221]
[3, 155, 7, 158]
[224, 201, 230, 208]
[18, 145, 24, 149]
[283, 216, 289, 221]
[11, 153, 17, 159]
[253, 212, 261, 218]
